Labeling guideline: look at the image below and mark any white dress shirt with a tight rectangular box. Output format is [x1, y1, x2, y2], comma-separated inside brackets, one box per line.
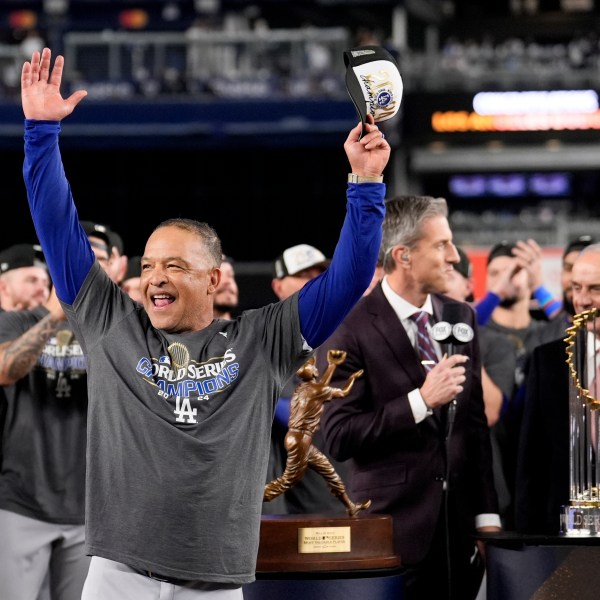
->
[381, 276, 439, 423]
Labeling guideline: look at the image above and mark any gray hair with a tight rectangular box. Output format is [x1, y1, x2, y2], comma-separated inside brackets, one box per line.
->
[381, 195, 448, 272]
[154, 218, 223, 267]
[579, 242, 600, 258]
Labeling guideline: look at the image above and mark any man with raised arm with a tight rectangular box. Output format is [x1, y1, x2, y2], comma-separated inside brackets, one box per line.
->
[21, 48, 389, 600]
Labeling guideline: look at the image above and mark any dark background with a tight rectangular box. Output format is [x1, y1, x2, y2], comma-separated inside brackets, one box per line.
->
[4, 141, 353, 262]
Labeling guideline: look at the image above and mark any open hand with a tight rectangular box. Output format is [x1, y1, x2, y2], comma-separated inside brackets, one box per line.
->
[21, 47, 87, 120]
[512, 238, 543, 290]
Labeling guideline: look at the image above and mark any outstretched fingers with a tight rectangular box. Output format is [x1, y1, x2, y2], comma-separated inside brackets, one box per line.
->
[39, 47, 51, 84]
[48, 54, 64, 89]
[21, 61, 31, 89]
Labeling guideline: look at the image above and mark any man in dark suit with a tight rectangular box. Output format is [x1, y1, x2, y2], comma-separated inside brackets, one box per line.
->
[318, 195, 500, 600]
[516, 242, 600, 534]
[514, 336, 569, 534]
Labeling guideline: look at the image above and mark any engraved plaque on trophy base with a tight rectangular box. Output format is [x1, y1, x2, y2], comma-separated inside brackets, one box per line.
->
[561, 504, 600, 536]
[256, 513, 401, 573]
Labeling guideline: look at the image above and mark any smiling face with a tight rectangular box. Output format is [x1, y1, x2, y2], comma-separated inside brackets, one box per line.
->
[140, 225, 219, 333]
[571, 249, 600, 332]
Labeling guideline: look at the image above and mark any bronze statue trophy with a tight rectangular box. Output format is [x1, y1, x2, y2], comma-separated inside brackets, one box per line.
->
[257, 350, 400, 573]
[264, 349, 370, 517]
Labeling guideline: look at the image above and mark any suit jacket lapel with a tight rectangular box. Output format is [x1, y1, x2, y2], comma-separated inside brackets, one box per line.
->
[367, 286, 426, 392]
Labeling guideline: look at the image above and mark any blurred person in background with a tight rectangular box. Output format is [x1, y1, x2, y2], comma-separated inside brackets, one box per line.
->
[0, 243, 49, 312]
[475, 238, 561, 327]
[446, 246, 516, 527]
[480, 240, 558, 530]
[213, 254, 238, 320]
[80, 221, 128, 285]
[0, 227, 113, 600]
[538, 234, 596, 345]
[516, 242, 600, 534]
[121, 256, 142, 303]
[0, 243, 51, 521]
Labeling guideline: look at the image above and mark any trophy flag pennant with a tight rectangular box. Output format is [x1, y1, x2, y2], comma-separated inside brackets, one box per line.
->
[344, 45, 403, 139]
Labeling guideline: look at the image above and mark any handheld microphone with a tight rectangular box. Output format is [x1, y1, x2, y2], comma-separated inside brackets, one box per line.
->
[431, 304, 474, 355]
[431, 304, 475, 428]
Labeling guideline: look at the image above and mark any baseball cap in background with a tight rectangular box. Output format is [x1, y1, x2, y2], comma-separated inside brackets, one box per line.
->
[454, 246, 473, 279]
[273, 244, 329, 279]
[344, 45, 403, 138]
[487, 240, 516, 265]
[563, 235, 595, 258]
[108, 229, 124, 255]
[0, 243, 46, 274]
[80, 221, 111, 252]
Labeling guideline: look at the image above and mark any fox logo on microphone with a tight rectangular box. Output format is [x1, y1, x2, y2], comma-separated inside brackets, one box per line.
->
[452, 323, 474, 344]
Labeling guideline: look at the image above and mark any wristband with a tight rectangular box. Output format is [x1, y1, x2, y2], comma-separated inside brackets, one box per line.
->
[533, 286, 562, 318]
[348, 173, 383, 184]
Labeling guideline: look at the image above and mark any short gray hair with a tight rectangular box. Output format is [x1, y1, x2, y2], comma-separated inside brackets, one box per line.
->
[381, 195, 448, 272]
[579, 242, 600, 258]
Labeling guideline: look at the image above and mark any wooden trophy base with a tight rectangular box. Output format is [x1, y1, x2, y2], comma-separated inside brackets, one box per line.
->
[256, 513, 401, 573]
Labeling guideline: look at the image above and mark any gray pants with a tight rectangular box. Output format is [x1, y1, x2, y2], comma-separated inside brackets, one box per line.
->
[0, 508, 89, 600]
[82, 557, 244, 600]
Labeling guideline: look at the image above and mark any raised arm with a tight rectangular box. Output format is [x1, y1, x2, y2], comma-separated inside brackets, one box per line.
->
[22, 48, 94, 304]
[298, 117, 389, 348]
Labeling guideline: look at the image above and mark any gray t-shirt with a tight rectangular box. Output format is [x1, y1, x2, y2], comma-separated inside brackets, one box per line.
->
[65, 262, 310, 583]
[0, 307, 87, 524]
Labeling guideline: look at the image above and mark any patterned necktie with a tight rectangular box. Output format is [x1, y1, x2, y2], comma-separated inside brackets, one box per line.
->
[410, 311, 438, 372]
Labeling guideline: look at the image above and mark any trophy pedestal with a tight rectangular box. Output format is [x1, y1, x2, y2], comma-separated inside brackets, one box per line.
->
[560, 504, 600, 536]
[256, 513, 401, 573]
[244, 513, 403, 600]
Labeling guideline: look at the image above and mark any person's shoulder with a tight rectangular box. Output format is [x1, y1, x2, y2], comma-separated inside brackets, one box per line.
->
[479, 324, 512, 346]
[0, 305, 46, 325]
[532, 335, 568, 359]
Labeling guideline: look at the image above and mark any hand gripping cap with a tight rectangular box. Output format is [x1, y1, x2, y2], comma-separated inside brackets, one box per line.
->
[344, 45, 403, 138]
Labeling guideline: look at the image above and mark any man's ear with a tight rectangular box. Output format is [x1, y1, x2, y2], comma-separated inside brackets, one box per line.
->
[271, 278, 281, 298]
[208, 267, 221, 294]
[390, 245, 410, 266]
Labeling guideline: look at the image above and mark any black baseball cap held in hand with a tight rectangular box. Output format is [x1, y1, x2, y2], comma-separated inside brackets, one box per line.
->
[344, 45, 403, 138]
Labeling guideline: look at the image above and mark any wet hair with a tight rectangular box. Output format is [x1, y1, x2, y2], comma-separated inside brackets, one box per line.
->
[154, 218, 222, 267]
[381, 195, 448, 272]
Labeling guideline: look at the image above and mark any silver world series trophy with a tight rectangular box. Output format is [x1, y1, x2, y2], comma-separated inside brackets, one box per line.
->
[563, 307, 600, 535]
